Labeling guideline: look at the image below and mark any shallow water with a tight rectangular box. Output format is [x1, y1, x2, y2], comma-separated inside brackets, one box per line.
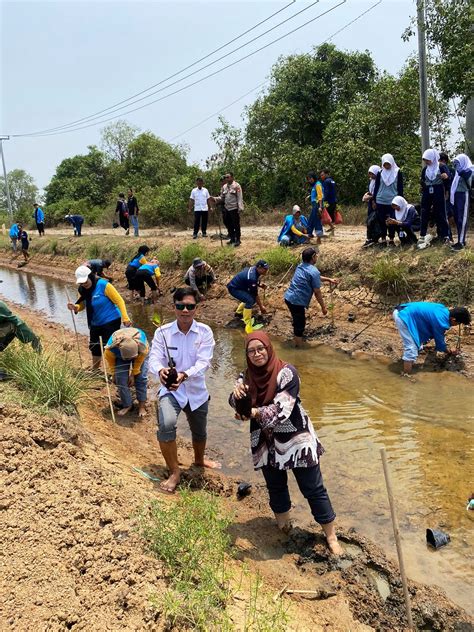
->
[1, 265, 473, 613]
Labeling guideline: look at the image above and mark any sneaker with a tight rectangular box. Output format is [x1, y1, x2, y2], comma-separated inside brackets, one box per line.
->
[226, 239, 235, 245]
[388, 240, 396, 248]
[451, 243, 464, 251]
[233, 240, 241, 247]
[443, 237, 451, 246]
[417, 240, 429, 250]
[202, 233, 207, 238]
[193, 234, 198, 240]
[425, 234, 433, 244]
[362, 240, 375, 249]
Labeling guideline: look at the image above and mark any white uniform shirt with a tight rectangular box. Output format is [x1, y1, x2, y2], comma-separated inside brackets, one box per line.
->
[190, 187, 210, 212]
[148, 319, 215, 410]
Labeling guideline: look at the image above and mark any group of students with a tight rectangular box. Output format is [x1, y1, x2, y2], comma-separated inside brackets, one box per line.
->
[363, 150, 472, 251]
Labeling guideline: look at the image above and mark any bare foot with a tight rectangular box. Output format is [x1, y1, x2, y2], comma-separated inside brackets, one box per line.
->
[194, 458, 222, 470]
[159, 472, 180, 494]
[138, 403, 147, 418]
[326, 536, 344, 556]
[117, 406, 133, 417]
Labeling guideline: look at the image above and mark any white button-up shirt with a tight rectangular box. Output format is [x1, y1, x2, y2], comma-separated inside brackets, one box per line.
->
[190, 187, 210, 211]
[148, 319, 215, 411]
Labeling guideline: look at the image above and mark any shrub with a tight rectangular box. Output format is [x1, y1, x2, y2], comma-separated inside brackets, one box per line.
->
[180, 242, 206, 268]
[206, 246, 238, 272]
[157, 245, 177, 267]
[0, 342, 96, 413]
[256, 246, 299, 276]
[86, 242, 101, 259]
[369, 257, 409, 296]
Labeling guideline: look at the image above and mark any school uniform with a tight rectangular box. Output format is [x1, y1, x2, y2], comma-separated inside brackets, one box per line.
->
[364, 166, 381, 243]
[420, 164, 450, 240]
[391, 196, 419, 246]
[322, 177, 337, 222]
[450, 154, 473, 247]
[373, 155, 403, 240]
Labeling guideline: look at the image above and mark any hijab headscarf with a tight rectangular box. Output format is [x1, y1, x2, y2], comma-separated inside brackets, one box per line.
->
[392, 195, 409, 222]
[422, 148, 440, 181]
[381, 153, 400, 186]
[450, 153, 473, 205]
[245, 331, 286, 407]
[368, 165, 381, 194]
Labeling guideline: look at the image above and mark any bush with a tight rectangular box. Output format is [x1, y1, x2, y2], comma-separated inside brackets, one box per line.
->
[206, 246, 238, 272]
[180, 242, 206, 268]
[157, 245, 178, 267]
[369, 256, 409, 296]
[256, 246, 299, 276]
[0, 342, 95, 413]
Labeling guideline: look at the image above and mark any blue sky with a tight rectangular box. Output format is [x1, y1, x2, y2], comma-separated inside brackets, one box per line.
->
[1, 1, 417, 189]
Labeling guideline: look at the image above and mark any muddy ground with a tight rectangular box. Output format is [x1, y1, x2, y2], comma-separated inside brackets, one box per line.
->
[1, 301, 473, 631]
[0, 224, 473, 378]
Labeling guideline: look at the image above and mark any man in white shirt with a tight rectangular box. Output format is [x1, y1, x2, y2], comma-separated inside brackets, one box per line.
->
[148, 287, 220, 493]
[189, 177, 210, 239]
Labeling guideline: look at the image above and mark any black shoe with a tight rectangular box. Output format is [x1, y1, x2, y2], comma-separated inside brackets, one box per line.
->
[227, 239, 235, 245]
[451, 243, 464, 251]
[125, 229, 130, 236]
[233, 240, 241, 247]
[379, 241, 388, 248]
[202, 233, 207, 238]
[193, 234, 198, 239]
[362, 240, 375, 249]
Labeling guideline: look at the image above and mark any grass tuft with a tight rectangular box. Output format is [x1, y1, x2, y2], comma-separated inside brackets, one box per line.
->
[86, 242, 101, 259]
[206, 246, 238, 272]
[0, 342, 96, 413]
[180, 242, 206, 268]
[256, 247, 299, 276]
[369, 257, 409, 296]
[157, 245, 177, 267]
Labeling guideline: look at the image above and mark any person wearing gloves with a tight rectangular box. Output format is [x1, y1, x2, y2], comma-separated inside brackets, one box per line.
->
[227, 260, 269, 327]
[417, 148, 450, 250]
[362, 165, 381, 247]
[0, 300, 42, 353]
[33, 204, 45, 236]
[392, 302, 471, 375]
[104, 327, 149, 417]
[67, 265, 131, 369]
[373, 153, 404, 246]
[278, 205, 311, 246]
[229, 331, 343, 555]
[386, 196, 420, 246]
[184, 258, 216, 300]
[134, 258, 162, 303]
[450, 153, 473, 251]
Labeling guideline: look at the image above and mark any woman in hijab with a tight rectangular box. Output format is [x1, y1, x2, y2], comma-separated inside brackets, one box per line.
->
[386, 196, 419, 246]
[362, 164, 381, 248]
[417, 148, 450, 250]
[373, 153, 404, 247]
[229, 332, 342, 555]
[450, 153, 473, 251]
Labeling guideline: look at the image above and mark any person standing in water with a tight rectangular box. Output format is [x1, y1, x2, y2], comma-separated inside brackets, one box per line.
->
[229, 331, 343, 555]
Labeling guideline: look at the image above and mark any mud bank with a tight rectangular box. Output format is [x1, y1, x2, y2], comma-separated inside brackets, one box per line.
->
[1, 301, 473, 631]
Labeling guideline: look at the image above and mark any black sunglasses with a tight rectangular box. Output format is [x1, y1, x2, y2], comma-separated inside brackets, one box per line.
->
[175, 303, 196, 311]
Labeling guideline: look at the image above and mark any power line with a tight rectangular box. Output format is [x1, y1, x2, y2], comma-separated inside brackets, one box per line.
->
[13, 0, 345, 138]
[170, 0, 383, 142]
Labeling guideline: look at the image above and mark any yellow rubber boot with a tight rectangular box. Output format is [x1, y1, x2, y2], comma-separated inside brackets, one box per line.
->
[243, 308, 253, 333]
[235, 302, 245, 315]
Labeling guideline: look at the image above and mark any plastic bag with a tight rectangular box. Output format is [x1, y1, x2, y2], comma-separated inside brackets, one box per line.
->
[335, 209, 343, 224]
[321, 208, 332, 225]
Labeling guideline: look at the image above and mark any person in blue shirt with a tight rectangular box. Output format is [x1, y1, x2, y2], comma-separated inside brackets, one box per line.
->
[373, 153, 404, 247]
[449, 153, 473, 251]
[392, 302, 471, 375]
[417, 148, 451, 250]
[18, 225, 30, 262]
[227, 260, 269, 327]
[9, 222, 19, 252]
[319, 168, 337, 233]
[65, 214, 84, 236]
[125, 245, 150, 293]
[33, 204, 45, 236]
[386, 196, 419, 246]
[306, 172, 324, 244]
[86, 258, 113, 280]
[135, 259, 162, 303]
[284, 247, 338, 347]
[277, 205, 311, 246]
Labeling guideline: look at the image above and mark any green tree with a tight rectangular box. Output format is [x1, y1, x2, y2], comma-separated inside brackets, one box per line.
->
[0, 169, 39, 220]
[100, 120, 140, 163]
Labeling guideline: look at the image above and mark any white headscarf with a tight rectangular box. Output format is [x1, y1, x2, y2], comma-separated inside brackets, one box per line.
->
[450, 153, 473, 204]
[368, 165, 381, 194]
[422, 148, 440, 181]
[392, 195, 409, 222]
[381, 154, 400, 186]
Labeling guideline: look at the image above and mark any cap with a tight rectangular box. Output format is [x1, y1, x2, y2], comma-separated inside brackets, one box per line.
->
[75, 265, 91, 284]
[193, 257, 205, 268]
[255, 259, 269, 269]
[292, 205, 301, 213]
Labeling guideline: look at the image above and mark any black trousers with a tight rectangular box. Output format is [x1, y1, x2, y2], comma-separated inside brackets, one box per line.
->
[226, 208, 241, 242]
[125, 265, 138, 290]
[193, 211, 208, 236]
[261, 464, 336, 525]
[327, 202, 337, 223]
[394, 226, 417, 245]
[135, 270, 157, 298]
[89, 317, 121, 357]
[285, 299, 306, 337]
[36, 222, 45, 235]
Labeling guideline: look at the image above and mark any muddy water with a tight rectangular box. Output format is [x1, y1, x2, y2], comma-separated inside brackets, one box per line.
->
[1, 265, 473, 614]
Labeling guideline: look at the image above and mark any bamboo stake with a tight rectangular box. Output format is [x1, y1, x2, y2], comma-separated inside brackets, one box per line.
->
[65, 287, 83, 368]
[277, 264, 295, 288]
[380, 448, 414, 630]
[99, 335, 116, 424]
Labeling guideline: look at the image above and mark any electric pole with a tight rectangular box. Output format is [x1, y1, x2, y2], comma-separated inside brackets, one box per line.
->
[0, 136, 14, 219]
[417, 0, 430, 152]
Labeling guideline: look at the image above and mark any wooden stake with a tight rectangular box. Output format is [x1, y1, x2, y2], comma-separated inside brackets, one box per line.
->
[65, 287, 83, 368]
[380, 448, 414, 630]
[99, 335, 116, 424]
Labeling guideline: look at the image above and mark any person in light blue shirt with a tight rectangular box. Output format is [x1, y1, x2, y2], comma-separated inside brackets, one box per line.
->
[9, 223, 19, 252]
[33, 204, 45, 236]
[392, 302, 471, 374]
[284, 247, 338, 347]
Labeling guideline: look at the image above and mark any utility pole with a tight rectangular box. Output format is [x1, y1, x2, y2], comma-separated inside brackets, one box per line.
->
[0, 136, 14, 219]
[417, 0, 430, 152]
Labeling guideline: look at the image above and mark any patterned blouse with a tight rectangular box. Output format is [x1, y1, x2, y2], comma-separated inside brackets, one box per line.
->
[230, 364, 323, 471]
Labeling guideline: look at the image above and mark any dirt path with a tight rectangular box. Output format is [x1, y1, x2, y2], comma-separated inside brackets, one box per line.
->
[1, 302, 473, 631]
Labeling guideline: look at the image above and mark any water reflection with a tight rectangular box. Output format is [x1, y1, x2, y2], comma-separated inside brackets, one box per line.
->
[0, 264, 473, 613]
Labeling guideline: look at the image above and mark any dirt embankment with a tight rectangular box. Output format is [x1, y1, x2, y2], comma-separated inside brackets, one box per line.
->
[1, 304, 473, 631]
[1, 225, 473, 377]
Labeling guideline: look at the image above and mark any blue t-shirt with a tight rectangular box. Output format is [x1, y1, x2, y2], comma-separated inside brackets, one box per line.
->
[322, 178, 337, 204]
[397, 302, 450, 352]
[284, 263, 321, 308]
[227, 266, 259, 297]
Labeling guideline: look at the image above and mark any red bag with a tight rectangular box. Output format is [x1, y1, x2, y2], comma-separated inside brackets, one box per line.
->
[335, 209, 343, 224]
[321, 208, 332, 225]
